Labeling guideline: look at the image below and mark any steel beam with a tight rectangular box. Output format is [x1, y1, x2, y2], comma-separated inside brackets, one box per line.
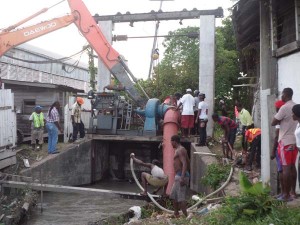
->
[93, 8, 223, 23]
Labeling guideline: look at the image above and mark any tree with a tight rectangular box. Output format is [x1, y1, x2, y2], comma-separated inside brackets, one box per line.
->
[139, 17, 241, 113]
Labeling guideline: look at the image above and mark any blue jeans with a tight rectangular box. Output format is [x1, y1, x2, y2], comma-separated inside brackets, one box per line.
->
[46, 122, 58, 153]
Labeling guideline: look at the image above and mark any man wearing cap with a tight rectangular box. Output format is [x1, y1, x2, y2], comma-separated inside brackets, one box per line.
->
[29, 106, 45, 150]
[176, 89, 195, 138]
[71, 97, 85, 142]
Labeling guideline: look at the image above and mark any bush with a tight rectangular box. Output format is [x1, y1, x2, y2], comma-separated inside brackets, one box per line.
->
[201, 163, 231, 190]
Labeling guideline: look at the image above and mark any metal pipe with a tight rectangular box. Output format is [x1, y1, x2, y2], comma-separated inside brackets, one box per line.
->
[162, 108, 180, 194]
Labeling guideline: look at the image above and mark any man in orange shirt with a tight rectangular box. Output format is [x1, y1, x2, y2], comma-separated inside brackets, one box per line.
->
[245, 128, 261, 171]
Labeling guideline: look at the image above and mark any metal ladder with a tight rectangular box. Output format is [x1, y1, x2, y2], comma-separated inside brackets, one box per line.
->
[125, 101, 132, 130]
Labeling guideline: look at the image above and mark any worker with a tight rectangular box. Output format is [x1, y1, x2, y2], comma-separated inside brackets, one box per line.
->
[130, 153, 168, 196]
[176, 89, 195, 138]
[212, 113, 238, 159]
[29, 105, 45, 150]
[195, 93, 208, 146]
[71, 97, 85, 142]
[245, 128, 261, 171]
[236, 103, 254, 151]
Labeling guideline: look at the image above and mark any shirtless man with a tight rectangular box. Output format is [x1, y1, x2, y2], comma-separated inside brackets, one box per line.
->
[170, 135, 190, 217]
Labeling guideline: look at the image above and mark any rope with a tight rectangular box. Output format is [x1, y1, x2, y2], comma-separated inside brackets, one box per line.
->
[130, 155, 235, 214]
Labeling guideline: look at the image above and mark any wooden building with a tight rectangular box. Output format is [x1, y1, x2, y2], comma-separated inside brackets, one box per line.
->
[232, 0, 300, 193]
[0, 43, 89, 137]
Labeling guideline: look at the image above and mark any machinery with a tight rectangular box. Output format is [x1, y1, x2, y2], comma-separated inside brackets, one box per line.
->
[0, 0, 170, 136]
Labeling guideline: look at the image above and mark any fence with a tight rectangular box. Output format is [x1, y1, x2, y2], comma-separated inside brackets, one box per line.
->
[0, 89, 16, 169]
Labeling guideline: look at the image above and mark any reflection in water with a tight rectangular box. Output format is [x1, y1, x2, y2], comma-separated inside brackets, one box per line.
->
[26, 181, 145, 225]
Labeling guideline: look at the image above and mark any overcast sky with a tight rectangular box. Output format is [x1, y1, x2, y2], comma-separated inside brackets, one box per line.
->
[0, 0, 235, 80]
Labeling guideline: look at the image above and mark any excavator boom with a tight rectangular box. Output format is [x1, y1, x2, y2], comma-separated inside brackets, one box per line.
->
[0, 15, 75, 57]
[0, 0, 148, 106]
[68, 0, 147, 106]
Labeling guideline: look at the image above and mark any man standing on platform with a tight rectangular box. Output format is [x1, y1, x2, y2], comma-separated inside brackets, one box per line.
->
[176, 89, 195, 138]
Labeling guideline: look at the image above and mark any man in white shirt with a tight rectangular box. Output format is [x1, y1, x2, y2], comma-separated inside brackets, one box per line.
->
[195, 93, 208, 146]
[176, 88, 195, 138]
[130, 153, 168, 197]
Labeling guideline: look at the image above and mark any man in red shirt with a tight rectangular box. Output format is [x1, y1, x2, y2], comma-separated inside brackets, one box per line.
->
[212, 113, 238, 148]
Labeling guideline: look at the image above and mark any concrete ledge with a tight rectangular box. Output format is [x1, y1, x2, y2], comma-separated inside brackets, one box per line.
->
[21, 140, 93, 186]
[190, 143, 218, 194]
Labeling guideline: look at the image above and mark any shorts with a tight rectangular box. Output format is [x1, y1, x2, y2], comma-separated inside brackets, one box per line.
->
[145, 174, 168, 187]
[31, 128, 44, 144]
[278, 141, 298, 166]
[170, 175, 189, 202]
[181, 115, 194, 129]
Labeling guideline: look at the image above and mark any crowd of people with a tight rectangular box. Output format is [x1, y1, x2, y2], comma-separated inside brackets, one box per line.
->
[28, 87, 299, 217]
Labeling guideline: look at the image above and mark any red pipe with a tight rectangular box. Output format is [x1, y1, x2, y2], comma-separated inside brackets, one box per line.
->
[162, 107, 180, 194]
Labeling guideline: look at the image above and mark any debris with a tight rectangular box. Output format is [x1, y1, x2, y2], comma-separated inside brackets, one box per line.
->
[23, 159, 30, 168]
[128, 206, 141, 223]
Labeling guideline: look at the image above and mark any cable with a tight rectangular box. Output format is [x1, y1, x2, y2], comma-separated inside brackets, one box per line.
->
[130, 155, 234, 214]
[147, 0, 164, 80]
[3, 47, 88, 64]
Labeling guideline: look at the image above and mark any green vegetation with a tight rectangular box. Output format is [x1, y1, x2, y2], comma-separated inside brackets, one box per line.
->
[201, 163, 231, 190]
[198, 172, 298, 225]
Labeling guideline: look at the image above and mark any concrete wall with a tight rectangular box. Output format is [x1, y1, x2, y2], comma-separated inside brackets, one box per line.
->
[190, 143, 218, 194]
[94, 141, 110, 181]
[21, 140, 108, 186]
[278, 52, 300, 103]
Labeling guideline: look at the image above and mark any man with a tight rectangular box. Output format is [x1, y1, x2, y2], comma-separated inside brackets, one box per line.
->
[29, 105, 45, 150]
[193, 90, 200, 135]
[245, 128, 261, 171]
[236, 103, 254, 151]
[195, 93, 208, 146]
[271, 100, 285, 198]
[271, 87, 298, 201]
[170, 135, 190, 217]
[176, 89, 195, 138]
[219, 99, 228, 117]
[292, 104, 300, 197]
[130, 153, 168, 196]
[212, 113, 237, 158]
[71, 97, 85, 142]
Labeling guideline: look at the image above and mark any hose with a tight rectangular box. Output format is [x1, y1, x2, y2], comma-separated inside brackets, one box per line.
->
[130, 155, 235, 213]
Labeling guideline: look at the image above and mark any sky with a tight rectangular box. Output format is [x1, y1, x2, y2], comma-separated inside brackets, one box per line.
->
[0, 0, 235, 80]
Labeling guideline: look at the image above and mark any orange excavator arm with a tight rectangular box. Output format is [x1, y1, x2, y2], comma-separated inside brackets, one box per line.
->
[0, 0, 148, 106]
[0, 15, 75, 57]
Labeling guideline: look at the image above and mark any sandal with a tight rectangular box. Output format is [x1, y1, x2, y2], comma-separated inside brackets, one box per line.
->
[139, 192, 147, 196]
[277, 195, 293, 202]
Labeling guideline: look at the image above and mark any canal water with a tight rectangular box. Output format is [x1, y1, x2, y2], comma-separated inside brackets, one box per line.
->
[26, 181, 147, 225]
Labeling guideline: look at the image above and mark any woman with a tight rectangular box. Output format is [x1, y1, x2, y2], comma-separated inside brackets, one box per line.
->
[46, 101, 63, 154]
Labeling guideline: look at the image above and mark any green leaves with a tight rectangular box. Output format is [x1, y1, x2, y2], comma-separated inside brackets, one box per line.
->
[201, 163, 231, 190]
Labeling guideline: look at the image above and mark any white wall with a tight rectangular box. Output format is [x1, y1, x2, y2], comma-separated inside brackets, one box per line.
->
[278, 52, 300, 103]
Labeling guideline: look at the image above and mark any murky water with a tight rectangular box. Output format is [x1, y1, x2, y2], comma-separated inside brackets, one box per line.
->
[26, 181, 146, 225]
